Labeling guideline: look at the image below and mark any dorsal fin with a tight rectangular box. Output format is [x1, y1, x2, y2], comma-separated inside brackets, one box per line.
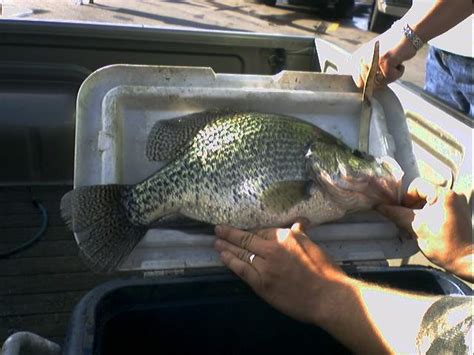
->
[146, 110, 229, 161]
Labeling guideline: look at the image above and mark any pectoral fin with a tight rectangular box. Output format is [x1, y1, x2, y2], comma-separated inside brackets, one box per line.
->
[261, 180, 314, 214]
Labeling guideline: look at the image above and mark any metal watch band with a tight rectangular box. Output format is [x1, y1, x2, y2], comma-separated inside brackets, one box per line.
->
[403, 24, 424, 51]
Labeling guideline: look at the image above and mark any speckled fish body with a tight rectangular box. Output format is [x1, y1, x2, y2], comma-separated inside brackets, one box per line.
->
[61, 111, 402, 272]
[127, 112, 349, 228]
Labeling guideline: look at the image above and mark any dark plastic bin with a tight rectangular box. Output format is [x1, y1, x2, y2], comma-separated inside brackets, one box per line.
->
[63, 266, 472, 355]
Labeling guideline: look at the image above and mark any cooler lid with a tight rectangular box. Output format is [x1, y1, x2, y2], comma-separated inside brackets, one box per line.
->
[74, 65, 419, 272]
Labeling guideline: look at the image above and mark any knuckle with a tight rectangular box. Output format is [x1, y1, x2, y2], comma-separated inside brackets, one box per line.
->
[266, 244, 280, 258]
[240, 232, 254, 249]
[258, 230, 272, 241]
[238, 249, 249, 261]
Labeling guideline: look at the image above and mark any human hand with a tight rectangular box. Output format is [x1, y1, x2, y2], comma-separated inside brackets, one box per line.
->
[214, 222, 350, 325]
[214, 223, 397, 354]
[352, 38, 416, 89]
[377, 178, 473, 281]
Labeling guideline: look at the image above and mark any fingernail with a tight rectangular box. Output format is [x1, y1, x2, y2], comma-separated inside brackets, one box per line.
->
[215, 225, 222, 235]
[214, 239, 222, 249]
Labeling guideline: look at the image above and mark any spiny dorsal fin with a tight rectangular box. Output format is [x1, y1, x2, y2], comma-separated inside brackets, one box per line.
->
[260, 180, 313, 214]
[146, 110, 230, 161]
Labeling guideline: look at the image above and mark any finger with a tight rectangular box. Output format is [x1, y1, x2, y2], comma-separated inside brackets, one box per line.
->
[384, 57, 404, 75]
[379, 54, 404, 82]
[444, 189, 468, 212]
[290, 221, 310, 238]
[405, 178, 438, 206]
[215, 225, 268, 255]
[381, 66, 403, 83]
[220, 250, 261, 287]
[214, 239, 265, 269]
[384, 53, 402, 68]
[247, 227, 276, 241]
[292, 217, 310, 231]
[376, 205, 415, 234]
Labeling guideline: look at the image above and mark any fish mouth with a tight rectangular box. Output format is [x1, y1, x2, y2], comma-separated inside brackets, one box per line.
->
[340, 155, 403, 207]
[332, 174, 401, 208]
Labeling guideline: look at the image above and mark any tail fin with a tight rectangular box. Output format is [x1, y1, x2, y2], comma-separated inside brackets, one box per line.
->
[61, 185, 147, 273]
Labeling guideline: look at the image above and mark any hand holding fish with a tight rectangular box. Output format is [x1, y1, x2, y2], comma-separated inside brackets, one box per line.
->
[215, 207, 473, 354]
[377, 178, 473, 282]
[214, 223, 397, 353]
[214, 222, 347, 325]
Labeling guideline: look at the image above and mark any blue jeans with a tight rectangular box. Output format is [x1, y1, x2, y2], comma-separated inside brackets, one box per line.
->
[425, 46, 474, 118]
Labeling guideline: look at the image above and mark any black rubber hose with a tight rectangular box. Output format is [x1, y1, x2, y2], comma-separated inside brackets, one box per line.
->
[0, 200, 48, 258]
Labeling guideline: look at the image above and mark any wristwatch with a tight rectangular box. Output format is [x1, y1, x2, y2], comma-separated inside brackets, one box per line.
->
[403, 24, 424, 51]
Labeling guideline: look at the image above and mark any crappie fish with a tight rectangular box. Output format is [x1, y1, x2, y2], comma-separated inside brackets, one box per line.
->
[61, 111, 403, 272]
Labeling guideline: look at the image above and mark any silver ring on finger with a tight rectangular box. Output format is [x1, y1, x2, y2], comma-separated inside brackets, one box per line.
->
[238, 249, 252, 263]
[249, 253, 256, 264]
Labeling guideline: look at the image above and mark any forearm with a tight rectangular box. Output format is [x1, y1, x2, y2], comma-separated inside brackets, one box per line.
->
[411, 0, 472, 43]
[315, 277, 440, 354]
[368, 0, 472, 60]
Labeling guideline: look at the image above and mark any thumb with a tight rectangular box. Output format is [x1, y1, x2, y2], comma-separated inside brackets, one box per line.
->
[376, 205, 415, 234]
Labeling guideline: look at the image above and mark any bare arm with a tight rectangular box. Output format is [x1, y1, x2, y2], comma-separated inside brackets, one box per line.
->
[410, 0, 473, 43]
[324, 278, 456, 354]
[329, 280, 472, 354]
[214, 224, 472, 354]
[354, 0, 473, 86]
